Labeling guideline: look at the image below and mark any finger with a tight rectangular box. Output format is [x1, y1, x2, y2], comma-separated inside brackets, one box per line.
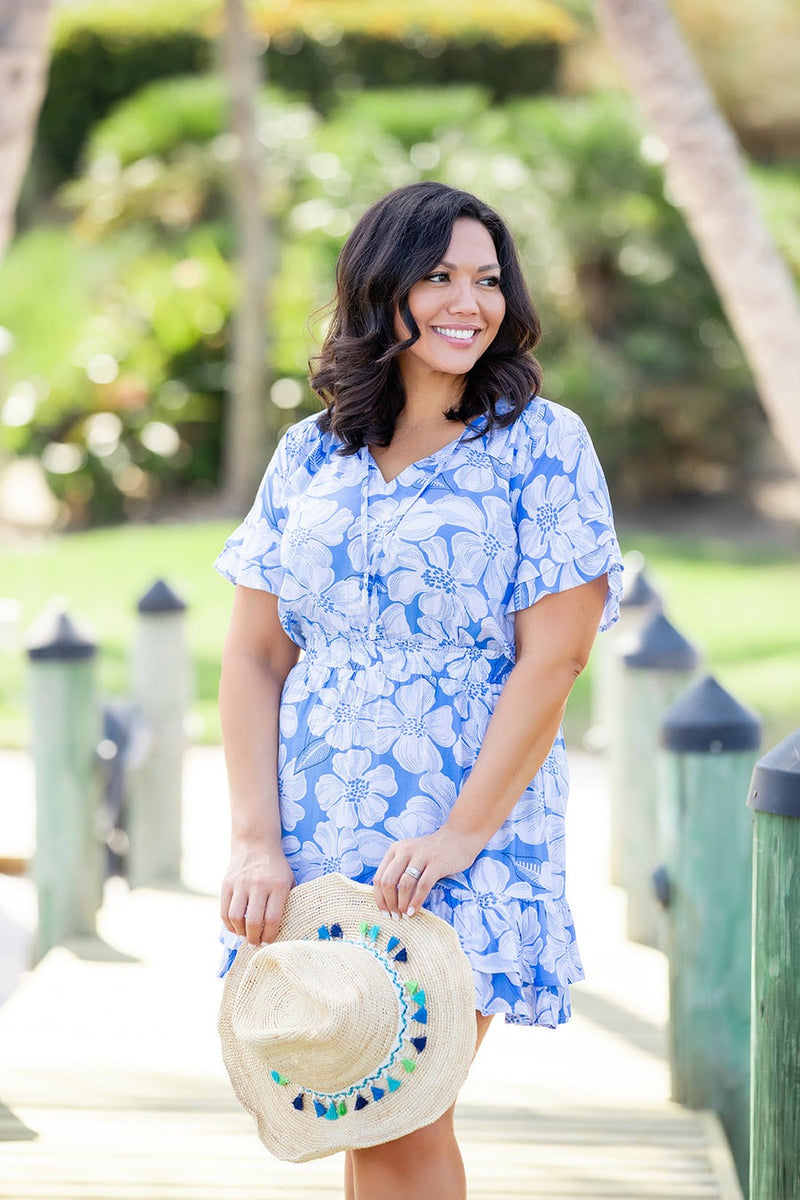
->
[220, 881, 235, 932]
[396, 866, 430, 916]
[262, 879, 293, 943]
[373, 857, 403, 918]
[227, 886, 248, 937]
[244, 887, 269, 945]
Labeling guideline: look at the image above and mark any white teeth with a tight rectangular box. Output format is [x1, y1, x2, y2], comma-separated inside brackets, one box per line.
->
[433, 327, 477, 340]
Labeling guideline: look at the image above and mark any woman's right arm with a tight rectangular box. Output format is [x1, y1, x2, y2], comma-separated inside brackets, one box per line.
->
[219, 585, 300, 945]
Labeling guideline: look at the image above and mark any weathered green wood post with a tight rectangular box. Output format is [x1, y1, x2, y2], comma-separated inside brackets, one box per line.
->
[126, 580, 191, 888]
[587, 550, 662, 753]
[26, 608, 103, 959]
[747, 728, 800, 1200]
[659, 674, 761, 1194]
[609, 610, 700, 937]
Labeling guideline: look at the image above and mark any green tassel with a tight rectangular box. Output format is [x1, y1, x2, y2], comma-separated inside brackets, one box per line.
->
[270, 1070, 289, 1086]
[338, 1100, 347, 1116]
[402, 1058, 416, 1073]
[406, 980, 420, 995]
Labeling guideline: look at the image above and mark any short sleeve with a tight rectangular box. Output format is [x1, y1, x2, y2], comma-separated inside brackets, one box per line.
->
[508, 401, 623, 633]
[213, 416, 321, 595]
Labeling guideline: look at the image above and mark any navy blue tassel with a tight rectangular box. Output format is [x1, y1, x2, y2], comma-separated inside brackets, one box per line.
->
[354, 1094, 369, 1111]
[292, 1093, 304, 1111]
[330, 923, 343, 939]
[410, 1036, 427, 1053]
[393, 947, 408, 963]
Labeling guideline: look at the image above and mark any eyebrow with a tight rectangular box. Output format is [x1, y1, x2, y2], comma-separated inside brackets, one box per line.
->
[440, 259, 501, 272]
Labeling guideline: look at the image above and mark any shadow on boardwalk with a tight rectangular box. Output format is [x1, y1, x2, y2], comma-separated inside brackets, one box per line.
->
[0, 748, 742, 1198]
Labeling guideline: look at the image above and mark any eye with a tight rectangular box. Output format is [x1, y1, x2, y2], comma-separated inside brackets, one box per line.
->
[478, 275, 501, 289]
[423, 271, 449, 283]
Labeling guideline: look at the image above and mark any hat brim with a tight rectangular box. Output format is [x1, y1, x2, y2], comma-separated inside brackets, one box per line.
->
[219, 874, 477, 1162]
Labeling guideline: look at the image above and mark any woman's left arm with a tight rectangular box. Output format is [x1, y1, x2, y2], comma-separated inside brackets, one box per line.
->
[373, 574, 608, 916]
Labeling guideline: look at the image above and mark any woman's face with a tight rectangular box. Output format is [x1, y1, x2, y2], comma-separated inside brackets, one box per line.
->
[394, 217, 506, 395]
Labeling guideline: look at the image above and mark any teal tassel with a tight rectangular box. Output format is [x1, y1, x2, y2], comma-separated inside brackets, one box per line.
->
[387, 1076, 401, 1093]
[325, 1103, 339, 1121]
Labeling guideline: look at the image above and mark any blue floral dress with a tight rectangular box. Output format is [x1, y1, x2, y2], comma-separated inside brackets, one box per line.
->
[215, 397, 623, 1028]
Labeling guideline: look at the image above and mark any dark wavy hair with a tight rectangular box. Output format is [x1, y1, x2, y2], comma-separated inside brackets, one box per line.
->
[311, 181, 542, 451]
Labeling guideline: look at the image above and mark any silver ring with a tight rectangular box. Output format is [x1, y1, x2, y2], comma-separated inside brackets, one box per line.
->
[404, 865, 422, 881]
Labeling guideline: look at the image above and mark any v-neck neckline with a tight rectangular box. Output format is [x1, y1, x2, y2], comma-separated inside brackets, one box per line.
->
[365, 425, 468, 487]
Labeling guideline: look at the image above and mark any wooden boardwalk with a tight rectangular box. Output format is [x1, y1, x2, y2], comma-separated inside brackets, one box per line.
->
[0, 749, 744, 1199]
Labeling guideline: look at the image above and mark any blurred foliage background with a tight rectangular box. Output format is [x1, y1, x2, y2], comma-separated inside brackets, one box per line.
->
[1, 0, 799, 526]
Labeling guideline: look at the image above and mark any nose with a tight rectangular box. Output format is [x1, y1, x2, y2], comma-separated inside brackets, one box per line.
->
[447, 277, 479, 315]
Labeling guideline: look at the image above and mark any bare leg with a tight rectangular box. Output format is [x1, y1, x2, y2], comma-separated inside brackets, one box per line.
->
[348, 1012, 493, 1200]
[345, 1150, 355, 1200]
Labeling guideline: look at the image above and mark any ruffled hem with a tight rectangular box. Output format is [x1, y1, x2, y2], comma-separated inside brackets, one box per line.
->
[213, 544, 284, 594]
[424, 884, 584, 1030]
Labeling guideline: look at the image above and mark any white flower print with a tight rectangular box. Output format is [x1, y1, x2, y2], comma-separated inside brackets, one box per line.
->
[285, 820, 364, 883]
[387, 535, 488, 627]
[316, 749, 396, 829]
[384, 771, 457, 840]
[518, 473, 599, 567]
[544, 411, 602, 498]
[283, 497, 354, 571]
[450, 495, 517, 599]
[307, 681, 387, 752]
[277, 745, 307, 832]
[374, 679, 456, 773]
[452, 443, 502, 493]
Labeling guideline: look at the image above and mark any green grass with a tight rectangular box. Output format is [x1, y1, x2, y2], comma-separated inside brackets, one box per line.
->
[0, 520, 797, 751]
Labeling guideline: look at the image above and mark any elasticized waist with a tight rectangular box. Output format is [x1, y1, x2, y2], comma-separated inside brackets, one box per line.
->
[299, 632, 513, 685]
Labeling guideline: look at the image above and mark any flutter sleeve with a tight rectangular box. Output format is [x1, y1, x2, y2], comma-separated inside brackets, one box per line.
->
[508, 401, 624, 633]
[213, 416, 318, 595]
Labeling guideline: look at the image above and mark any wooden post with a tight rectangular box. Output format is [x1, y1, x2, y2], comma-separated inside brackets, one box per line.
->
[609, 610, 699, 928]
[747, 729, 800, 1200]
[26, 608, 103, 959]
[126, 580, 191, 888]
[587, 549, 662, 753]
[659, 675, 761, 1193]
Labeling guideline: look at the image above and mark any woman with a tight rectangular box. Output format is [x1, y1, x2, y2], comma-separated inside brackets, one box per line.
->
[216, 180, 623, 1198]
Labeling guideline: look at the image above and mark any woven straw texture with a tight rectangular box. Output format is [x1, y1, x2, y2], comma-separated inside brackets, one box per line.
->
[218, 874, 476, 1161]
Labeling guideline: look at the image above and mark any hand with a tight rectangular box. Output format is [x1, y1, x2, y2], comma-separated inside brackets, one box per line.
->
[373, 828, 481, 918]
[221, 841, 294, 945]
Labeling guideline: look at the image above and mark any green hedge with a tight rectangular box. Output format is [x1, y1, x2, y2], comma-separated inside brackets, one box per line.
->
[32, 17, 560, 188]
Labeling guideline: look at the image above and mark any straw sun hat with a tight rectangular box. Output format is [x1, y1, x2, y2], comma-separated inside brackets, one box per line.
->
[218, 873, 477, 1162]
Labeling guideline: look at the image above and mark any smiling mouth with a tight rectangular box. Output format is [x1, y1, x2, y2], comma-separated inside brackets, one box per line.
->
[431, 326, 481, 342]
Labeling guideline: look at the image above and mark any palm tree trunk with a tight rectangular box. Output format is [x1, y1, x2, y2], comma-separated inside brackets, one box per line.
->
[220, 0, 274, 513]
[594, 0, 800, 478]
[0, 0, 53, 260]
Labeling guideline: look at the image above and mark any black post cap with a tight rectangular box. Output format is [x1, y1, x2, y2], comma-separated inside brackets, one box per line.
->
[660, 674, 762, 754]
[748, 728, 800, 818]
[27, 608, 97, 661]
[137, 579, 187, 614]
[623, 611, 700, 671]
